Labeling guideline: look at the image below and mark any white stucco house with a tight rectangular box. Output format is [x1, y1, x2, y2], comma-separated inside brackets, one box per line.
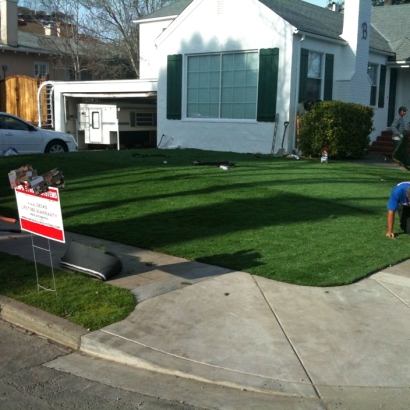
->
[135, 0, 410, 155]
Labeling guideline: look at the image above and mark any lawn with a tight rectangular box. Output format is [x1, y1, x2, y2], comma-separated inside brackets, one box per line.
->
[1, 148, 409, 287]
[0, 252, 136, 330]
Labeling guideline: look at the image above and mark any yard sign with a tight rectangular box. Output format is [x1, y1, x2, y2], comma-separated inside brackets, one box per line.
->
[15, 185, 65, 243]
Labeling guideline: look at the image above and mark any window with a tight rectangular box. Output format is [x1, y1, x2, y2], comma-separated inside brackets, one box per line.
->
[306, 52, 322, 102]
[186, 51, 258, 120]
[130, 112, 157, 127]
[34, 62, 49, 78]
[367, 63, 378, 106]
[299, 49, 333, 103]
[91, 111, 100, 129]
[0, 115, 30, 130]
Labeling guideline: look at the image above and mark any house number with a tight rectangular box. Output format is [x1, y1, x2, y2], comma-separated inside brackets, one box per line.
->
[362, 22, 368, 40]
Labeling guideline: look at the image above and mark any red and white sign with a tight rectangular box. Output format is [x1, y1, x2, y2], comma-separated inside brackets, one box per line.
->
[15, 185, 65, 243]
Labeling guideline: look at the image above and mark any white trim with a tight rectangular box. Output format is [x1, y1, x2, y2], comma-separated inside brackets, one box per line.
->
[134, 15, 177, 24]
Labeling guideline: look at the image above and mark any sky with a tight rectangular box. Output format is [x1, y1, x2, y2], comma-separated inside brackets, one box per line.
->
[302, 0, 329, 7]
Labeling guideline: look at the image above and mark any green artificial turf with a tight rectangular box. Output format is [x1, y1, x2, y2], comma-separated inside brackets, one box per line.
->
[0, 252, 136, 330]
[1, 149, 409, 287]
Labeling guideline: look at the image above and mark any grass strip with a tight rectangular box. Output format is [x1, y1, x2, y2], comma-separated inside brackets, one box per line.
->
[0, 252, 136, 330]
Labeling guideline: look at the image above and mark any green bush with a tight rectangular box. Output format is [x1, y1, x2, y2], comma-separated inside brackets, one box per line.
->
[298, 101, 374, 158]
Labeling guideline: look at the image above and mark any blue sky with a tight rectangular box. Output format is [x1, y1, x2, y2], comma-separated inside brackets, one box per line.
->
[302, 0, 329, 7]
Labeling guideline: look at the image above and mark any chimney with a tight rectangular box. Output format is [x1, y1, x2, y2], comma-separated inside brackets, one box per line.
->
[339, 0, 371, 105]
[1, 0, 18, 47]
[332, 2, 341, 12]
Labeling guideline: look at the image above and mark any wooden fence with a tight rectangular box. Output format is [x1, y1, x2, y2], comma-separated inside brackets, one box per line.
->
[0, 75, 47, 125]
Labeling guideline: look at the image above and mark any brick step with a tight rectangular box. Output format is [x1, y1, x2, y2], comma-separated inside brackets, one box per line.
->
[369, 130, 410, 157]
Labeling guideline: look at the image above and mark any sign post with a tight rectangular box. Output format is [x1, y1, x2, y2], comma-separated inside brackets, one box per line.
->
[14, 184, 65, 294]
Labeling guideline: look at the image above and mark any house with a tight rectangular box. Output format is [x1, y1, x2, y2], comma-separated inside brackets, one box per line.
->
[135, 0, 408, 155]
[0, 0, 67, 80]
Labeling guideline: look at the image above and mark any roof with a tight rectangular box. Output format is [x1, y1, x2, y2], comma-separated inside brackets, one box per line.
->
[371, 4, 410, 61]
[138, 0, 392, 55]
[0, 31, 54, 54]
[137, 0, 194, 21]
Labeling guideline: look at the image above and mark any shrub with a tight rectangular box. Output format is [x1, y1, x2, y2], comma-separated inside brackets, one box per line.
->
[298, 101, 374, 158]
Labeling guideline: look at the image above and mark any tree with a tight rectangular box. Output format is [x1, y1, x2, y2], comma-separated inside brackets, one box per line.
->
[20, 0, 179, 80]
[77, 0, 178, 78]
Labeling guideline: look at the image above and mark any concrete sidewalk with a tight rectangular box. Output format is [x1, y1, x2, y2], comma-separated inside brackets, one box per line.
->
[1, 219, 410, 409]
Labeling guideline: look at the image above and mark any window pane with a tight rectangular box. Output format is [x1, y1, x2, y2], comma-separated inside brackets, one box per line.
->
[247, 53, 258, 70]
[198, 103, 210, 117]
[188, 72, 199, 87]
[308, 52, 321, 78]
[234, 53, 246, 70]
[198, 88, 209, 103]
[188, 56, 199, 71]
[234, 70, 246, 86]
[199, 72, 209, 86]
[245, 87, 257, 103]
[246, 69, 258, 86]
[210, 55, 220, 71]
[221, 88, 233, 103]
[233, 87, 245, 102]
[244, 103, 256, 119]
[221, 104, 232, 118]
[187, 103, 199, 117]
[367, 64, 377, 85]
[232, 103, 244, 119]
[187, 88, 198, 102]
[306, 78, 321, 101]
[222, 54, 234, 70]
[222, 71, 233, 87]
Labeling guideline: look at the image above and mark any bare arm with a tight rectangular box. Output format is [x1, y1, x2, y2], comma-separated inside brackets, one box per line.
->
[386, 210, 395, 238]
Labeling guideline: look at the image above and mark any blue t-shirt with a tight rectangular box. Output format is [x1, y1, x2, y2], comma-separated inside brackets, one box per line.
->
[387, 182, 410, 211]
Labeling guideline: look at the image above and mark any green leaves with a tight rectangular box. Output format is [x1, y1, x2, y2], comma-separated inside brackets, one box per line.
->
[299, 101, 374, 158]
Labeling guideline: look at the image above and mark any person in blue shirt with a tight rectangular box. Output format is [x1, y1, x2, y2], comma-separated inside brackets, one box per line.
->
[386, 182, 410, 238]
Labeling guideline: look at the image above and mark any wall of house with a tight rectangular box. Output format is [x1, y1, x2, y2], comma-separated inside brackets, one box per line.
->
[155, 0, 296, 154]
[1, 51, 66, 80]
[139, 18, 174, 79]
[395, 69, 410, 129]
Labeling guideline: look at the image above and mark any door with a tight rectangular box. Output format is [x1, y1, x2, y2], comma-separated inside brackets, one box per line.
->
[0, 114, 42, 154]
[89, 109, 103, 143]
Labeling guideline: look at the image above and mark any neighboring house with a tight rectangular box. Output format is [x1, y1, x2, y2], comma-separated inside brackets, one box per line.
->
[135, 0, 409, 155]
[0, 0, 93, 81]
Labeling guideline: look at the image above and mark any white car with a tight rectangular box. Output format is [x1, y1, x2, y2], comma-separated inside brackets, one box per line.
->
[0, 112, 78, 154]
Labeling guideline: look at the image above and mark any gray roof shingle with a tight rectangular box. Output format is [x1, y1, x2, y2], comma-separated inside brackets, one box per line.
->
[371, 4, 410, 61]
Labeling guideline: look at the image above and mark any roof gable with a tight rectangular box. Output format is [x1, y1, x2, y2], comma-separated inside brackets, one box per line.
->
[372, 4, 410, 61]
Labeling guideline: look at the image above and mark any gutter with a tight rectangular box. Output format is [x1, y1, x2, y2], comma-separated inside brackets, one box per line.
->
[293, 29, 348, 46]
[133, 15, 177, 24]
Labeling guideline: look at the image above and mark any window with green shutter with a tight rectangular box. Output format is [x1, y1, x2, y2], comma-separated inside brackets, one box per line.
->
[257, 48, 279, 122]
[167, 54, 182, 120]
[378, 64, 386, 108]
[324, 53, 334, 101]
[298, 48, 309, 103]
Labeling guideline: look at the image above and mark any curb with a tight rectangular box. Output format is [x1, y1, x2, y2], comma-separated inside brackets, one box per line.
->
[0, 295, 88, 350]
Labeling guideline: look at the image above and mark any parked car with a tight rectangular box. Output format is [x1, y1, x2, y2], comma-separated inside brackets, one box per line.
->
[0, 112, 78, 154]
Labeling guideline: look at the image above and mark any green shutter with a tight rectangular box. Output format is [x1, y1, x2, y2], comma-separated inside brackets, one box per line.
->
[388, 68, 398, 126]
[257, 48, 279, 122]
[130, 112, 135, 127]
[378, 64, 386, 108]
[298, 48, 309, 103]
[324, 53, 334, 101]
[167, 54, 182, 120]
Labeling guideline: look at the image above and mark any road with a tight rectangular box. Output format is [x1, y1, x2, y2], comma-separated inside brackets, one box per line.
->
[0, 319, 200, 410]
